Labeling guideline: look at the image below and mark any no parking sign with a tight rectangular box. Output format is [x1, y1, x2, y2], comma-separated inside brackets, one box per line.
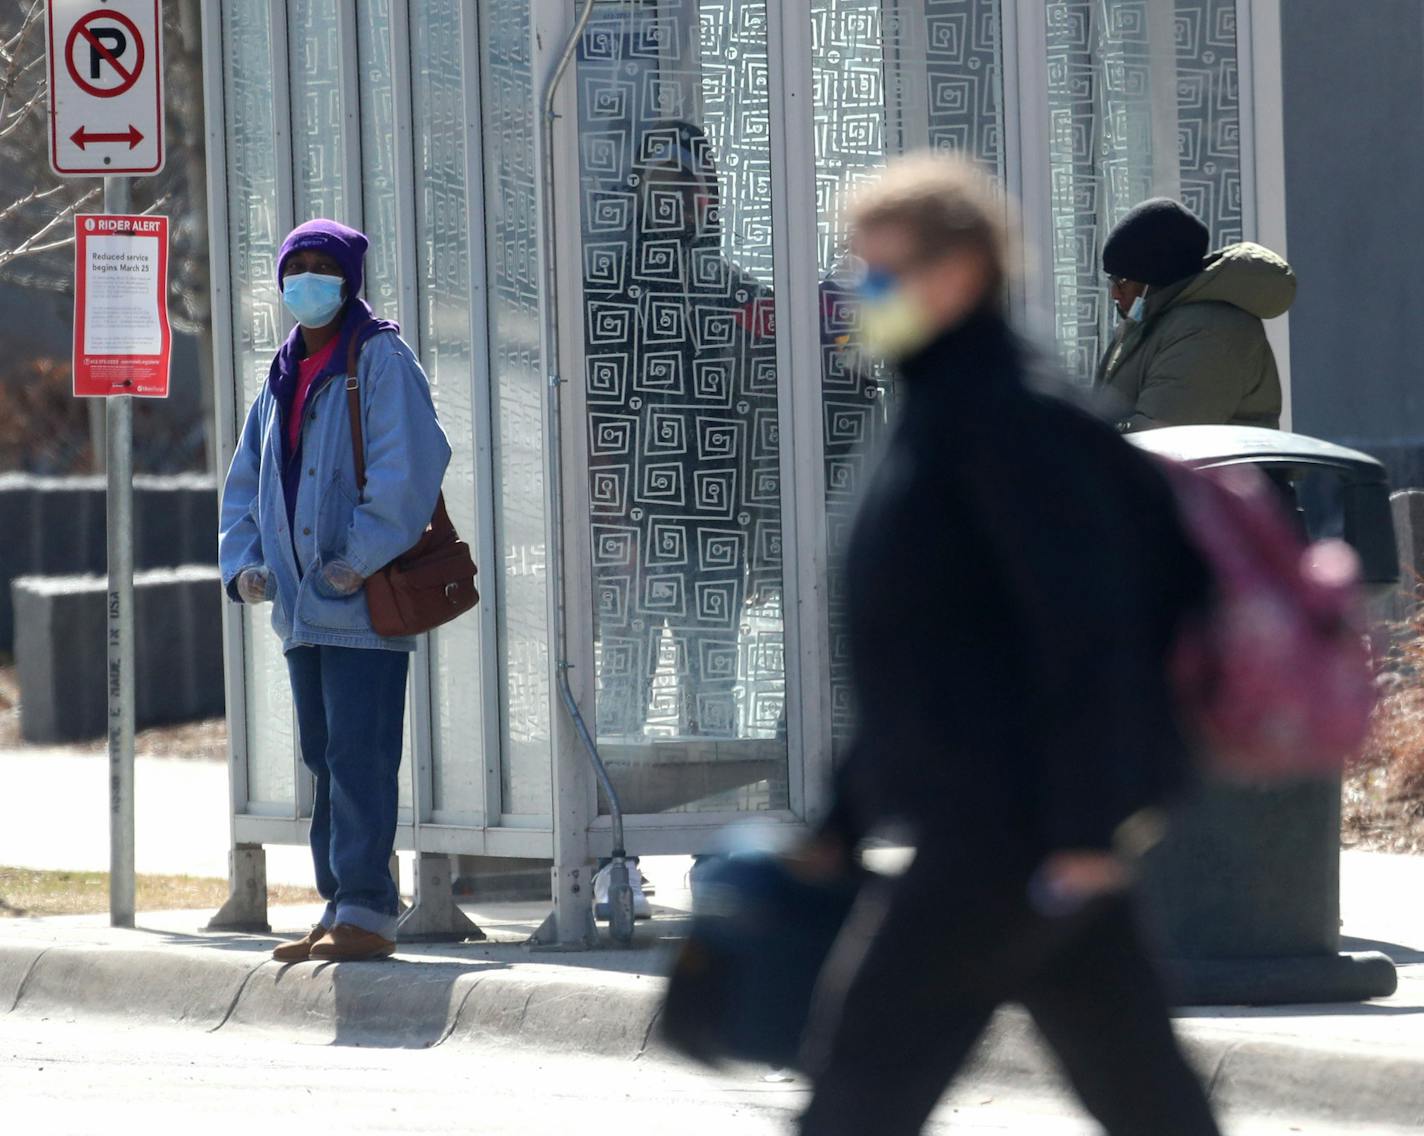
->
[46, 0, 164, 176]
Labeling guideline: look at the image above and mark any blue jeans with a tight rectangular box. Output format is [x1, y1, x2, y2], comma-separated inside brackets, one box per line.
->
[286, 644, 409, 940]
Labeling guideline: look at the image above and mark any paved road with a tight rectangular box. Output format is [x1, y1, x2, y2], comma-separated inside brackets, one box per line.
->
[0, 1015, 1405, 1135]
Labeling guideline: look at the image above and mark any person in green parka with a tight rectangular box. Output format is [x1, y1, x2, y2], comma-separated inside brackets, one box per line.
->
[1093, 198, 1295, 433]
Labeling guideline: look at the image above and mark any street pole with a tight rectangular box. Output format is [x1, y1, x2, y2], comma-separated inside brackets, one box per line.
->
[104, 174, 136, 928]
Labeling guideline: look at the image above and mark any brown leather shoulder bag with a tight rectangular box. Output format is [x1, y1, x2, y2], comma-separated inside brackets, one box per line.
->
[344, 333, 479, 638]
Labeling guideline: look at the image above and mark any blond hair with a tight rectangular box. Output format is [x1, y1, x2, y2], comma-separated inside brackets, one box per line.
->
[848, 152, 1013, 300]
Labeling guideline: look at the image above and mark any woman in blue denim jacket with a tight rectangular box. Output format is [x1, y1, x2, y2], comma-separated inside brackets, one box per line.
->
[219, 219, 450, 962]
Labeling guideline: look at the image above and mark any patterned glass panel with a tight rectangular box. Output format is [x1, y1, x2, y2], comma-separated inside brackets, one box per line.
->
[410, 1, 488, 821]
[814, 1, 1002, 272]
[357, 0, 402, 318]
[289, 0, 348, 221]
[811, 0, 1004, 754]
[1045, 0, 1241, 378]
[922, 0, 1003, 164]
[1175, 1, 1242, 245]
[481, 2, 554, 817]
[223, 1, 295, 809]
[577, 0, 789, 815]
[287, 1, 419, 814]
[357, 9, 416, 823]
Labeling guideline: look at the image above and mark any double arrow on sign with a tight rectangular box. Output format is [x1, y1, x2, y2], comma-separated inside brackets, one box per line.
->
[69, 125, 144, 150]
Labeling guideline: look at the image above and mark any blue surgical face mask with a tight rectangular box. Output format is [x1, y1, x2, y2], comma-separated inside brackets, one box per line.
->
[282, 272, 345, 329]
[1126, 286, 1149, 323]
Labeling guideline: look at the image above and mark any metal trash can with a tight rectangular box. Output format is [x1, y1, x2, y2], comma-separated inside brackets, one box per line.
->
[1127, 426, 1399, 1005]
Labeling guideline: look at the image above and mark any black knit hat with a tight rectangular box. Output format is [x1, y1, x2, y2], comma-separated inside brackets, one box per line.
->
[1102, 199, 1210, 287]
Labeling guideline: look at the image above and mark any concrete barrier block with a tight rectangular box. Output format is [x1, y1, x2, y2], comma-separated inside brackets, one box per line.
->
[0, 476, 106, 656]
[0, 474, 218, 653]
[0, 473, 42, 566]
[0, 476, 39, 654]
[35, 478, 107, 576]
[13, 566, 224, 743]
[134, 474, 220, 570]
[12, 573, 107, 743]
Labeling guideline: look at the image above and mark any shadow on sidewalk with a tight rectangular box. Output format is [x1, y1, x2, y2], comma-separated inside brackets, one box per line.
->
[317, 956, 513, 1049]
[139, 923, 525, 1049]
[134, 927, 283, 954]
[1342, 935, 1424, 966]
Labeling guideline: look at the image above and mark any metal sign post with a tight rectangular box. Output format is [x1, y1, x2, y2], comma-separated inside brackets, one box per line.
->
[103, 177, 135, 928]
[74, 183, 173, 930]
[49, 0, 168, 928]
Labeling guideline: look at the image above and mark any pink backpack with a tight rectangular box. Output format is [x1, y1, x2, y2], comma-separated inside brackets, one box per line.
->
[1158, 459, 1378, 781]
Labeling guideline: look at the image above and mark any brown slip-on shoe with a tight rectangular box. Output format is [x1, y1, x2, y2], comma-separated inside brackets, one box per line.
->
[308, 923, 396, 962]
[272, 924, 330, 963]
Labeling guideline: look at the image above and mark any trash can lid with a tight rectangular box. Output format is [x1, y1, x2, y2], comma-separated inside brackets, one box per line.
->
[1127, 426, 1386, 482]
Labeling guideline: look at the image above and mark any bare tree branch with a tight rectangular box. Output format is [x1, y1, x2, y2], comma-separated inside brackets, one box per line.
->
[0, 264, 71, 293]
[0, 2, 42, 68]
[0, 2, 44, 124]
[0, 0, 213, 474]
[0, 182, 69, 227]
[0, 88, 44, 140]
[16, 236, 76, 257]
[0, 184, 100, 272]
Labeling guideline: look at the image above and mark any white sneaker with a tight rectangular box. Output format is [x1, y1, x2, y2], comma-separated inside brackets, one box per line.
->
[593, 862, 653, 921]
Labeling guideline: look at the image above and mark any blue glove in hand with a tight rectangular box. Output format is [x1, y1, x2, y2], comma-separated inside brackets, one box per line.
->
[236, 567, 273, 605]
[314, 559, 364, 599]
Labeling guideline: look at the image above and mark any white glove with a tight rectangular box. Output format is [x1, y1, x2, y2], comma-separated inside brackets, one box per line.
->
[313, 559, 364, 599]
[236, 567, 273, 605]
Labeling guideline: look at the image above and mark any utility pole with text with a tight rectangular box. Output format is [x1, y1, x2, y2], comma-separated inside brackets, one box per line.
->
[47, 0, 168, 928]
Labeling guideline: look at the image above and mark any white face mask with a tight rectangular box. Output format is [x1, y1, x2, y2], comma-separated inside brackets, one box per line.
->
[857, 268, 936, 361]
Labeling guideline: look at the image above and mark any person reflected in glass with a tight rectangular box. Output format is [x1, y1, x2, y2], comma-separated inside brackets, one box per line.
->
[587, 121, 780, 761]
[219, 220, 450, 963]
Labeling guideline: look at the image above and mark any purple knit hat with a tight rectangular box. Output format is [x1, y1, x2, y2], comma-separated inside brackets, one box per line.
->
[277, 219, 368, 298]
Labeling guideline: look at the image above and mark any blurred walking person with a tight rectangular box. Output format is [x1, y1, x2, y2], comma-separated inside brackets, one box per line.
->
[219, 220, 450, 963]
[797, 157, 1222, 1136]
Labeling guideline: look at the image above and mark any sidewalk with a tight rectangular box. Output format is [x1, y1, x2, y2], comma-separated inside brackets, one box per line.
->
[0, 743, 319, 885]
[1, 849, 1421, 1128]
[2, 740, 1421, 1124]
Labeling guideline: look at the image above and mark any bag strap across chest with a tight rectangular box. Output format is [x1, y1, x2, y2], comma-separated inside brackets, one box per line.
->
[344, 331, 454, 536]
[345, 334, 368, 493]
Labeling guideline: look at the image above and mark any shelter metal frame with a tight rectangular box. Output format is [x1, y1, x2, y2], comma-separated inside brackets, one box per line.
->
[202, 0, 1290, 942]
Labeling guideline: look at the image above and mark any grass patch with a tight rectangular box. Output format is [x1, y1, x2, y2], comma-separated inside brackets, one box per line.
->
[0, 867, 321, 918]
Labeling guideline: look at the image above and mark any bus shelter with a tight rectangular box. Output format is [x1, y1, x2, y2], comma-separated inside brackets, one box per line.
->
[201, 0, 1288, 943]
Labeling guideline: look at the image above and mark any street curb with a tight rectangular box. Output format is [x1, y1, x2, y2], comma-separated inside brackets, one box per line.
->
[0, 941, 665, 1058]
[2, 942, 1420, 1127]
[1, 943, 257, 1029]
[446, 968, 662, 1058]
[1190, 1033, 1424, 1129]
[964, 1006, 1424, 1129]
[0, 945, 50, 1014]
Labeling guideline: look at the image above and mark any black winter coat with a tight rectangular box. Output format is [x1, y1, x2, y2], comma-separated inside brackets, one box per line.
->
[830, 310, 1208, 869]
